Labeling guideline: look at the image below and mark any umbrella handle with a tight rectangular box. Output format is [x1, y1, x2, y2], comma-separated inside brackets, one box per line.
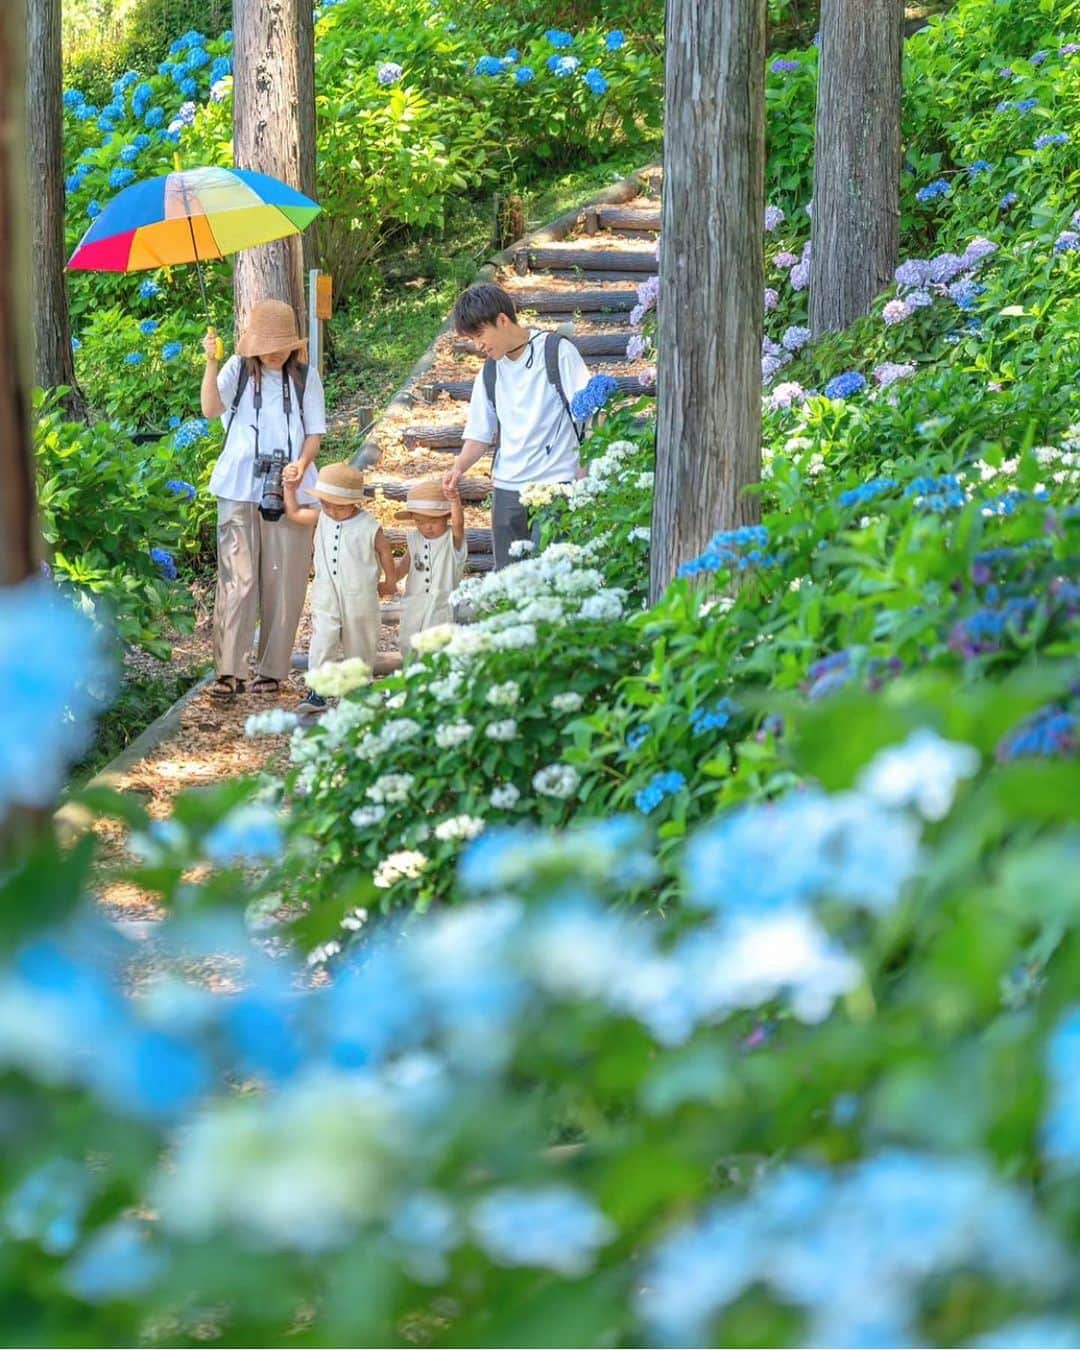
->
[206, 326, 225, 361]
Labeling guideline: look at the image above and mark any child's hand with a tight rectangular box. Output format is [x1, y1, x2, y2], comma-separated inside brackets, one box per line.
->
[446, 483, 461, 504]
[379, 578, 398, 599]
[202, 330, 222, 361]
[282, 462, 302, 486]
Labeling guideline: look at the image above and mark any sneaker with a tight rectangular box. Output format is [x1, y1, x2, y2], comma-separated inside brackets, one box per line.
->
[297, 691, 328, 714]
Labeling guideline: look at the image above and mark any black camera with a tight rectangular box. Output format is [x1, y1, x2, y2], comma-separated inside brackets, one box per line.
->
[253, 448, 287, 521]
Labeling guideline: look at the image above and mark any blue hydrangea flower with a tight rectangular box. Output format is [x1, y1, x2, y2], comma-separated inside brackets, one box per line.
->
[62, 89, 85, 109]
[570, 374, 619, 419]
[71, 336, 82, 352]
[186, 47, 211, 71]
[149, 547, 178, 580]
[504, 48, 519, 62]
[165, 479, 196, 500]
[474, 55, 505, 77]
[968, 159, 993, 176]
[210, 55, 232, 81]
[1054, 230, 1080, 252]
[86, 201, 101, 219]
[161, 341, 183, 361]
[771, 58, 801, 73]
[605, 30, 625, 51]
[1017, 96, 1038, 111]
[997, 705, 1076, 761]
[635, 771, 686, 814]
[109, 167, 135, 190]
[548, 54, 580, 76]
[139, 319, 159, 336]
[119, 145, 139, 164]
[678, 525, 776, 578]
[0, 579, 112, 817]
[180, 77, 197, 96]
[545, 29, 574, 47]
[167, 416, 181, 429]
[124, 351, 145, 367]
[1035, 132, 1069, 149]
[139, 279, 161, 300]
[73, 103, 97, 122]
[838, 477, 897, 508]
[144, 107, 165, 128]
[377, 62, 403, 85]
[915, 178, 950, 202]
[690, 699, 738, 735]
[470, 1186, 613, 1277]
[824, 370, 866, 400]
[173, 418, 210, 449]
[1030, 49, 1048, 65]
[626, 725, 651, 751]
[515, 66, 534, 84]
[66, 167, 88, 193]
[582, 67, 608, 94]
[133, 133, 151, 151]
[1000, 192, 1018, 211]
[903, 473, 965, 512]
[204, 804, 282, 863]
[948, 279, 984, 309]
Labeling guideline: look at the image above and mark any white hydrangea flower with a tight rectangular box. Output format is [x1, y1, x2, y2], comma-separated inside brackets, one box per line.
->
[411, 624, 456, 654]
[306, 657, 371, 697]
[435, 721, 473, 749]
[350, 804, 386, 829]
[518, 596, 566, 624]
[356, 718, 423, 761]
[554, 569, 604, 597]
[366, 774, 415, 804]
[490, 624, 537, 652]
[508, 540, 536, 558]
[487, 681, 520, 707]
[532, 764, 580, 799]
[519, 481, 571, 509]
[629, 526, 651, 543]
[551, 691, 583, 713]
[245, 709, 300, 737]
[340, 907, 368, 932]
[578, 591, 625, 622]
[306, 940, 341, 966]
[486, 719, 518, 742]
[636, 472, 655, 490]
[373, 850, 428, 888]
[433, 814, 486, 842]
[429, 671, 465, 703]
[490, 783, 521, 810]
[384, 691, 407, 710]
[858, 728, 980, 821]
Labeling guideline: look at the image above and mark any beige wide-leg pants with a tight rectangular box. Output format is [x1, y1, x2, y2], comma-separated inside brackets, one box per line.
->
[307, 580, 381, 673]
[214, 498, 314, 682]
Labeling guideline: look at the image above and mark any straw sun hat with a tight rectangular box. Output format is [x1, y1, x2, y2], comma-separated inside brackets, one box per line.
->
[395, 479, 453, 520]
[312, 462, 366, 503]
[236, 298, 306, 358]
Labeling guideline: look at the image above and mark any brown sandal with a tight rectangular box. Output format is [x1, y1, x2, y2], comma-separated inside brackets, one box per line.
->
[210, 675, 246, 702]
[250, 676, 281, 695]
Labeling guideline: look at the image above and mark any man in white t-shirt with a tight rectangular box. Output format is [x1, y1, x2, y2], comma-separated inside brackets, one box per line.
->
[444, 283, 590, 570]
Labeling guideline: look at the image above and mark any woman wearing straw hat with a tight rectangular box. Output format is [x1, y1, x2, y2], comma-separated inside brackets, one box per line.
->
[200, 299, 327, 701]
[394, 479, 467, 657]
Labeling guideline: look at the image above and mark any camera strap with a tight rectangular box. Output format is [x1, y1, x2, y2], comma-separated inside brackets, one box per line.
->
[281, 367, 294, 463]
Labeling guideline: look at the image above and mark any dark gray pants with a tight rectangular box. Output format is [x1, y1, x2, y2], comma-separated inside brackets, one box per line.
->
[492, 486, 542, 571]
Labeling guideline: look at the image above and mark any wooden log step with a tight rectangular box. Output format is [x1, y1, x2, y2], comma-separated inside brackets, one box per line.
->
[364, 477, 491, 503]
[400, 424, 465, 451]
[419, 375, 655, 402]
[514, 246, 657, 275]
[534, 268, 657, 284]
[452, 331, 635, 359]
[507, 287, 637, 313]
[583, 205, 662, 234]
[383, 527, 492, 553]
[467, 554, 494, 573]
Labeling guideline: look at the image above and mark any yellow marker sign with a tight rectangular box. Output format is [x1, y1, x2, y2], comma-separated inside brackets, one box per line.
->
[316, 274, 333, 321]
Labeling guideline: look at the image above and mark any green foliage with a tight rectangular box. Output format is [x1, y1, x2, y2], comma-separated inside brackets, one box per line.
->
[74, 307, 205, 429]
[34, 393, 197, 656]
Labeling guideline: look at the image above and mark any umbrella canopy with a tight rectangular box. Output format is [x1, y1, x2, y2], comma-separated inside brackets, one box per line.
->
[66, 166, 320, 272]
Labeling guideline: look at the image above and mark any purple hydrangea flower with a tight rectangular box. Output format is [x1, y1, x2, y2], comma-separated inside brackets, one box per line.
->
[376, 62, 403, 85]
[1055, 230, 1080, 252]
[873, 362, 915, 388]
[768, 381, 806, 411]
[895, 258, 932, 288]
[781, 325, 811, 352]
[882, 298, 912, 325]
[1035, 132, 1069, 149]
[763, 288, 779, 312]
[771, 58, 801, 73]
[773, 251, 799, 270]
[764, 205, 785, 231]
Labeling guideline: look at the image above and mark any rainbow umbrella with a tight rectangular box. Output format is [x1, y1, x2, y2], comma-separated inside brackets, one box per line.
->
[66, 166, 321, 316]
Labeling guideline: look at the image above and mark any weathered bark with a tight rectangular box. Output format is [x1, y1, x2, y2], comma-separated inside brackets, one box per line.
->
[296, 0, 316, 278]
[809, 0, 903, 334]
[26, 0, 86, 418]
[650, 0, 765, 603]
[232, 0, 316, 335]
[1, 0, 39, 587]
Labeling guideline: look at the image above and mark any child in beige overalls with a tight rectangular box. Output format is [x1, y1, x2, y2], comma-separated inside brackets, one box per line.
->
[394, 479, 467, 656]
[283, 461, 396, 711]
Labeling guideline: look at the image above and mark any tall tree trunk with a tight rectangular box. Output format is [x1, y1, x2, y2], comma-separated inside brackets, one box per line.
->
[1, 0, 39, 586]
[809, 0, 903, 335]
[232, 0, 316, 336]
[26, 0, 86, 419]
[296, 0, 317, 279]
[650, 0, 765, 603]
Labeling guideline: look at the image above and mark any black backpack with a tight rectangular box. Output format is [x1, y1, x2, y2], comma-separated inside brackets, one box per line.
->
[482, 331, 584, 449]
[222, 358, 309, 450]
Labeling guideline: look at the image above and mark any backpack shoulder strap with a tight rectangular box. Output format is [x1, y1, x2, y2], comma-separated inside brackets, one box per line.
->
[221, 358, 250, 449]
[544, 331, 584, 446]
[482, 357, 497, 412]
[290, 360, 308, 436]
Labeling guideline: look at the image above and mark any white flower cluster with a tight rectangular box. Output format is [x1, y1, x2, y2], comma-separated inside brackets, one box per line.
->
[433, 814, 486, 843]
[373, 850, 428, 888]
[435, 720, 473, 749]
[489, 783, 521, 809]
[356, 718, 422, 762]
[486, 719, 518, 742]
[551, 691, 583, 713]
[245, 709, 300, 738]
[366, 773, 414, 804]
[508, 539, 535, 558]
[532, 764, 580, 799]
[486, 681, 520, 707]
[350, 804, 386, 829]
[411, 624, 455, 655]
[305, 657, 371, 697]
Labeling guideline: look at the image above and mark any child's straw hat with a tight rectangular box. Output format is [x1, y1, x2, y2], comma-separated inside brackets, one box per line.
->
[312, 462, 366, 503]
[395, 479, 453, 520]
[236, 299, 306, 358]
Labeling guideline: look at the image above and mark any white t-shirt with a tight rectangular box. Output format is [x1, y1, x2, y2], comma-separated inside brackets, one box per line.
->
[461, 330, 590, 490]
[209, 355, 327, 504]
